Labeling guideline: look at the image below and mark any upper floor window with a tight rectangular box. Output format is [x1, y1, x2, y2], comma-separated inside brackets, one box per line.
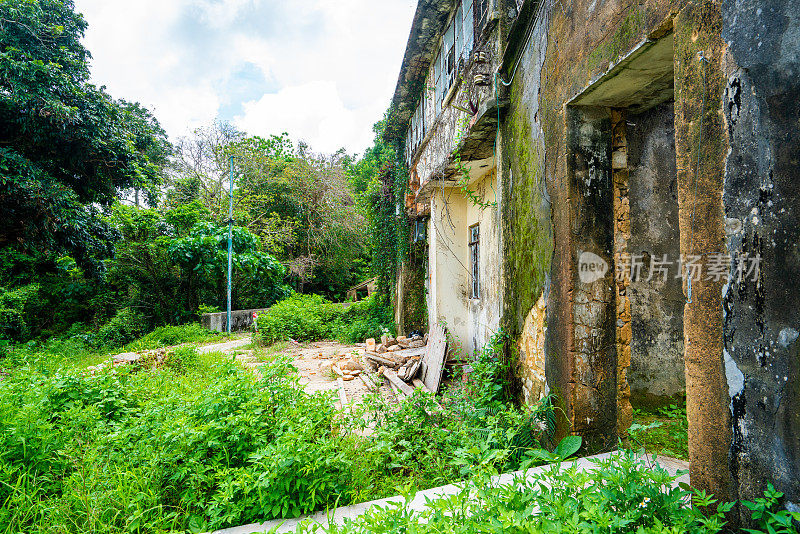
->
[404, 0, 476, 164]
[433, 0, 475, 109]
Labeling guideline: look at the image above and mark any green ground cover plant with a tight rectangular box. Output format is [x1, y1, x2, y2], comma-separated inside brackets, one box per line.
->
[255, 293, 394, 345]
[297, 454, 799, 534]
[0, 345, 350, 533]
[629, 401, 689, 461]
[122, 323, 231, 352]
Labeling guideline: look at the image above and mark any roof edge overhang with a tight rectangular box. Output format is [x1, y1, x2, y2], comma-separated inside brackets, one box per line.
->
[383, 0, 457, 144]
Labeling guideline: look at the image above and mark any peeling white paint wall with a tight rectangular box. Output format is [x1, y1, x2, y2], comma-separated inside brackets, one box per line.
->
[428, 170, 501, 357]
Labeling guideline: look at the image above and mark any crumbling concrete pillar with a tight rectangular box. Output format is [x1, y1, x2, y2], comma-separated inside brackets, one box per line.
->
[565, 106, 618, 451]
[610, 108, 634, 437]
[674, 0, 733, 502]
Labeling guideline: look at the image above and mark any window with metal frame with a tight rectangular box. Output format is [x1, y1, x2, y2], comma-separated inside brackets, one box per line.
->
[475, 0, 489, 40]
[403, 0, 476, 162]
[469, 224, 480, 299]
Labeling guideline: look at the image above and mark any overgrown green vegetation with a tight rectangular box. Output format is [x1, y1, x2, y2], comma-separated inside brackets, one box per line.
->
[629, 401, 689, 461]
[255, 293, 395, 345]
[0, 329, 576, 533]
[308, 453, 799, 534]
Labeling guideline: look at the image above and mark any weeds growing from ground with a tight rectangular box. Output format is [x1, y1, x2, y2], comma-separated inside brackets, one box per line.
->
[0, 328, 576, 533]
[630, 401, 689, 460]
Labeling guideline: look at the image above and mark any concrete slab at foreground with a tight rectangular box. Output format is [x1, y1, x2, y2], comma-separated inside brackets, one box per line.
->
[208, 453, 690, 534]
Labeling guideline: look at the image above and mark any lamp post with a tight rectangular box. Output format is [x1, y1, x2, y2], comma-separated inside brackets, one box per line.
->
[227, 155, 234, 334]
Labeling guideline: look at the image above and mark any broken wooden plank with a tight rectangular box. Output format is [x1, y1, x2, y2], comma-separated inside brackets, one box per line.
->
[394, 347, 426, 358]
[384, 369, 415, 397]
[336, 377, 349, 412]
[364, 352, 398, 368]
[405, 359, 421, 381]
[419, 322, 447, 393]
[359, 372, 378, 391]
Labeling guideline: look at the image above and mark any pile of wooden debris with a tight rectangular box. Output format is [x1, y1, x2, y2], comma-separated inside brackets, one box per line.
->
[362, 323, 448, 398]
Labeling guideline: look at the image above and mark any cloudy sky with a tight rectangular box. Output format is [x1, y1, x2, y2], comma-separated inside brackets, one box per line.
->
[73, 0, 417, 155]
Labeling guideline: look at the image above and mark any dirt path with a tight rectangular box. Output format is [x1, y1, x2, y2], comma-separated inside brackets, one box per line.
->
[196, 337, 252, 354]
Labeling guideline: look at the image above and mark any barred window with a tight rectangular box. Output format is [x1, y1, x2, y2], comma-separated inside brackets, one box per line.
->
[469, 224, 480, 299]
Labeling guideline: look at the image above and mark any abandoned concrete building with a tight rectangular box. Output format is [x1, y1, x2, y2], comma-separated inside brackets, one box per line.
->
[384, 0, 799, 521]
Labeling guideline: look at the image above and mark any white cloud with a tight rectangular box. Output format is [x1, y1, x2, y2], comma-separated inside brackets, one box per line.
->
[235, 81, 359, 154]
[73, 0, 416, 154]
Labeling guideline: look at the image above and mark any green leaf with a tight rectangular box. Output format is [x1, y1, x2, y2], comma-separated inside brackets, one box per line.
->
[554, 436, 583, 459]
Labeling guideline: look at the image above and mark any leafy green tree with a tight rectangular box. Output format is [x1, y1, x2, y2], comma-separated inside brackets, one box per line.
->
[106, 203, 289, 326]
[167, 221, 289, 312]
[168, 124, 369, 298]
[0, 0, 170, 272]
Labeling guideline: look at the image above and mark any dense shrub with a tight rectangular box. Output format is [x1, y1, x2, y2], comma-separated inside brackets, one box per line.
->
[334, 295, 396, 343]
[462, 329, 510, 410]
[94, 307, 148, 348]
[0, 307, 26, 341]
[0, 284, 41, 341]
[256, 293, 394, 345]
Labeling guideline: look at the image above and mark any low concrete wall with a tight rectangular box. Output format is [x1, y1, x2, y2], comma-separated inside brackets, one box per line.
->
[208, 452, 688, 534]
[201, 308, 269, 333]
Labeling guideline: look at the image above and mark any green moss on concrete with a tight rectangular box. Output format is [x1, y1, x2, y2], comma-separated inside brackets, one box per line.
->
[501, 71, 553, 341]
[586, 6, 648, 74]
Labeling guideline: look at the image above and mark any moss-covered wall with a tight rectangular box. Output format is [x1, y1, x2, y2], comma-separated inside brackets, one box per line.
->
[500, 0, 800, 509]
[499, 2, 553, 404]
[501, 0, 678, 437]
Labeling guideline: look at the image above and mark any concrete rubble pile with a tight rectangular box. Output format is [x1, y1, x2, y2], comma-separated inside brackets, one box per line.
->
[86, 348, 174, 375]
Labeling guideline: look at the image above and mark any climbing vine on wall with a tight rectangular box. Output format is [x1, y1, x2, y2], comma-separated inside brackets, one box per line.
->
[371, 158, 411, 298]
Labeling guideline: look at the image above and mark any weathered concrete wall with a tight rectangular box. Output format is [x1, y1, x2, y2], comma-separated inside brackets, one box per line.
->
[499, 0, 552, 404]
[428, 188, 468, 348]
[201, 309, 268, 333]
[504, 0, 735, 493]
[522, 0, 681, 450]
[626, 101, 686, 403]
[719, 0, 800, 514]
[466, 171, 503, 356]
